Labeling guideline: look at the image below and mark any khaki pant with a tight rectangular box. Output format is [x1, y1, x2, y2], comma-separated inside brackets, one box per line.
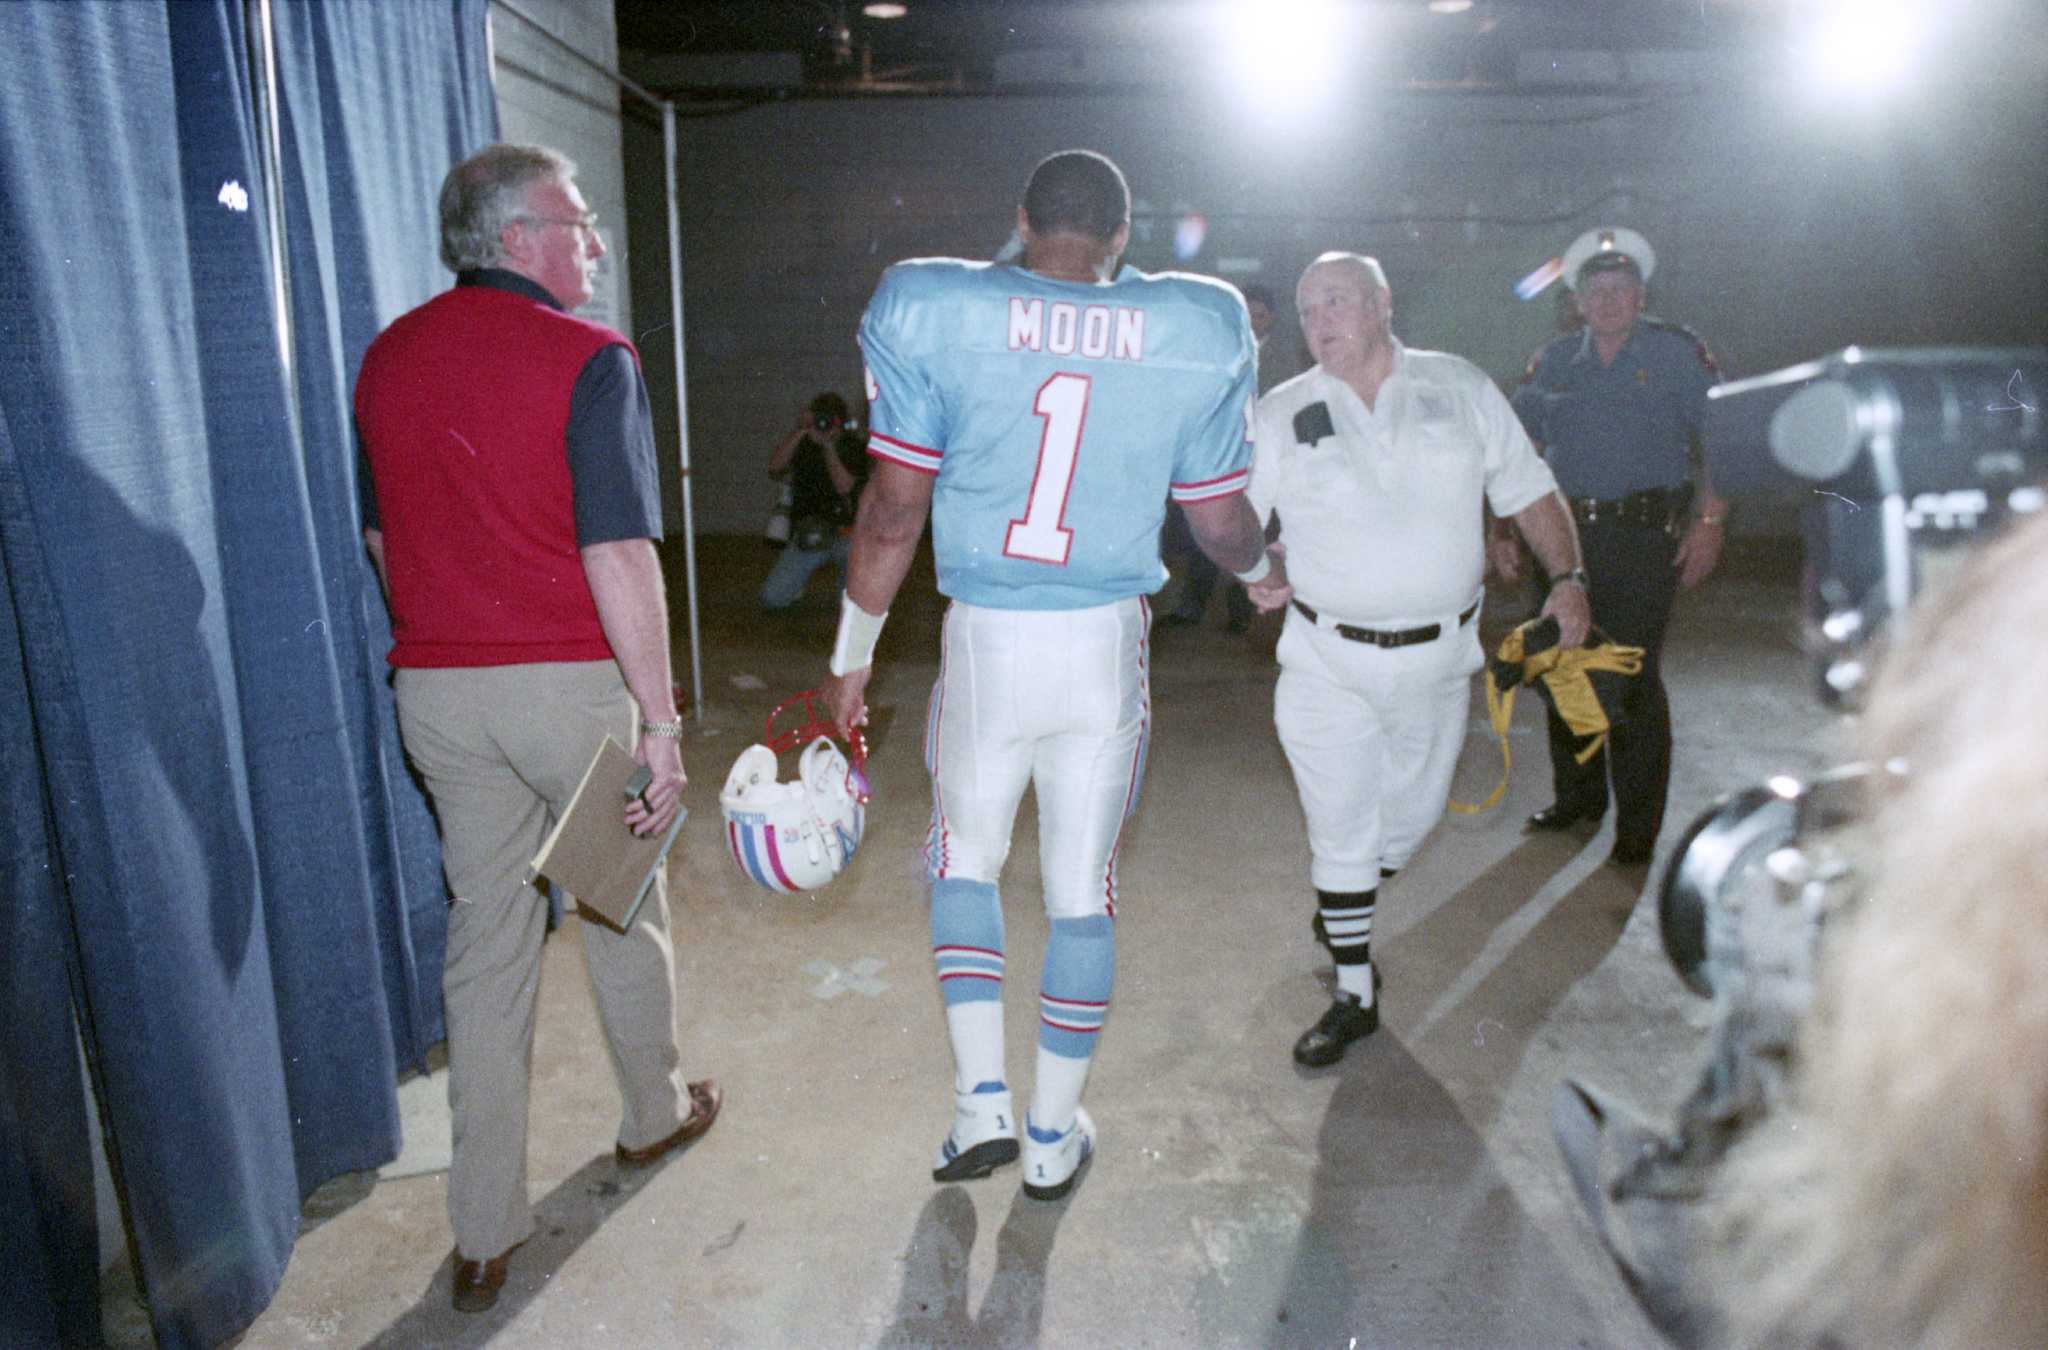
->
[396, 661, 687, 1261]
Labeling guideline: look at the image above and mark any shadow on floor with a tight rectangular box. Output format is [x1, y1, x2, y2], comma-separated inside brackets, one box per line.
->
[876, 1179, 1080, 1348]
[364, 1143, 708, 1348]
[1392, 836, 1642, 1128]
[1261, 1034, 1605, 1347]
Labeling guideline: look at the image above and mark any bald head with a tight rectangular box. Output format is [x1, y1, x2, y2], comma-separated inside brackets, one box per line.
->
[1296, 252, 1393, 376]
[1299, 251, 1388, 300]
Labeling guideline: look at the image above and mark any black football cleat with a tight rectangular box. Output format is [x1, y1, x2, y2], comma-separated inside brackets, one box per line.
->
[1293, 992, 1378, 1067]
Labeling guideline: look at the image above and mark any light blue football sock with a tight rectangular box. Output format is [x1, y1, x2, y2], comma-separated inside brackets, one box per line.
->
[1032, 913, 1114, 1134]
[932, 878, 1006, 1091]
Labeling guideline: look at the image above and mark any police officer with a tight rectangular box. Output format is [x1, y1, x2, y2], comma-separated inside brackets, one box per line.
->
[1502, 228, 1727, 868]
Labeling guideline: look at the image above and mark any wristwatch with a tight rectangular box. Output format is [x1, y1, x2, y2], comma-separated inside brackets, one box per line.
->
[640, 717, 684, 740]
[1550, 567, 1591, 591]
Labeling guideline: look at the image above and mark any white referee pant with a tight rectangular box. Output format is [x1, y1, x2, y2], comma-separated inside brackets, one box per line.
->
[1273, 595, 1483, 893]
[924, 596, 1149, 918]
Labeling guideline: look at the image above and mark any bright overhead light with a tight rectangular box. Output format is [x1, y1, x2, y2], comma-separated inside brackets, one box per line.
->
[1799, 0, 1923, 93]
[863, 2, 907, 18]
[1428, 0, 1473, 13]
[1213, 0, 1359, 123]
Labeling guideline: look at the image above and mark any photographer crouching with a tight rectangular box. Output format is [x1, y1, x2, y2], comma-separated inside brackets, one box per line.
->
[761, 391, 868, 611]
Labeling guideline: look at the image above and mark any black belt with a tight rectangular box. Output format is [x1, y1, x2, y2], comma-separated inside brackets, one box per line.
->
[1292, 598, 1479, 648]
[1568, 484, 1691, 530]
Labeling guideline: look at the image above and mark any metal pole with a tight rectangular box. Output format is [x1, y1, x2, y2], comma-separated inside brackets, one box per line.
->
[663, 99, 706, 720]
[482, 0, 705, 718]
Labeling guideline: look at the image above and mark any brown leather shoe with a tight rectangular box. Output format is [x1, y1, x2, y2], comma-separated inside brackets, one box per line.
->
[616, 1079, 723, 1168]
[451, 1243, 519, 1313]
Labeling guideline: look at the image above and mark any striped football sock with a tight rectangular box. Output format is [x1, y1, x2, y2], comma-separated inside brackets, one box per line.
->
[932, 877, 1006, 1091]
[1031, 913, 1114, 1135]
[1317, 887, 1377, 1006]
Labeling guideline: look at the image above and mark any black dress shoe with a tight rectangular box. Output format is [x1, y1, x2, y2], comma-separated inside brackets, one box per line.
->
[1608, 839, 1655, 868]
[1293, 992, 1378, 1066]
[1526, 801, 1605, 833]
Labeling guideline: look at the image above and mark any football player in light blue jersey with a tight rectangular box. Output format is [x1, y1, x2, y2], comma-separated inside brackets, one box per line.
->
[859, 250, 1257, 610]
[824, 150, 1292, 1201]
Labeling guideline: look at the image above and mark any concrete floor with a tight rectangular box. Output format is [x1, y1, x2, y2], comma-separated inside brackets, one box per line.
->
[219, 533, 1839, 1348]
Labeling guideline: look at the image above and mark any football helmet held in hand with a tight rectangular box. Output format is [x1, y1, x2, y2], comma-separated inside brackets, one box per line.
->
[719, 690, 869, 893]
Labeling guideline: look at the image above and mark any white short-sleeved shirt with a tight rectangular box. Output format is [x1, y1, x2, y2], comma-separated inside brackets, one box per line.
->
[1249, 342, 1555, 624]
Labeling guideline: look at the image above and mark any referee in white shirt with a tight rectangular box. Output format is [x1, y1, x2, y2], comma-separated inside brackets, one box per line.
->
[1248, 253, 1590, 1067]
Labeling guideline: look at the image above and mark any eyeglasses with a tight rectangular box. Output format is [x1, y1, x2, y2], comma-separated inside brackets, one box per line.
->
[518, 211, 599, 234]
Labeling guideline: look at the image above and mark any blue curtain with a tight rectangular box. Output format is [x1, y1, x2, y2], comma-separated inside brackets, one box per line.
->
[1, 400, 101, 1350]
[0, 1, 493, 1343]
[268, 0, 498, 1078]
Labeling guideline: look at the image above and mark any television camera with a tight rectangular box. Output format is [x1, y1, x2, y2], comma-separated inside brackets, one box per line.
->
[1553, 348, 2046, 1345]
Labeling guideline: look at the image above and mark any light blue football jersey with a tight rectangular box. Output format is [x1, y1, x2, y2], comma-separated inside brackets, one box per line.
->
[859, 258, 1256, 610]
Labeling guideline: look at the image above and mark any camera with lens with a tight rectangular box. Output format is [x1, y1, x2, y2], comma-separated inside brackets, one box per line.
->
[1553, 348, 2046, 1345]
[1705, 347, 2048, 709]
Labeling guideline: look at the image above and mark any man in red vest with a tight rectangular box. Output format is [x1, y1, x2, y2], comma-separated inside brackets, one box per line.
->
[356, 143, 720, 1314]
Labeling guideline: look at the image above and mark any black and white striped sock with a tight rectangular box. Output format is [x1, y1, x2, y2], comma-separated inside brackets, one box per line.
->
[1316, 887, 1376, 1003]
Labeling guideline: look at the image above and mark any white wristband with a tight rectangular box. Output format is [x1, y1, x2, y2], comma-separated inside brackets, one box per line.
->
[1234, 550, 1273, 585]
[829, 592, 888, 675]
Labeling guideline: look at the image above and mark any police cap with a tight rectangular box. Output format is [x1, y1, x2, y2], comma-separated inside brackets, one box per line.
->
[1563, 226, 1655, 290]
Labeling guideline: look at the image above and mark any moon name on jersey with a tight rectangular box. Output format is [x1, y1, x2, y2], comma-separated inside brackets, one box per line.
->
[1006, 297, 1146, 363]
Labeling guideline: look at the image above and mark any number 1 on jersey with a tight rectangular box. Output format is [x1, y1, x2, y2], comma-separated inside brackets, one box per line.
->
[1005, 372, 1091, 565]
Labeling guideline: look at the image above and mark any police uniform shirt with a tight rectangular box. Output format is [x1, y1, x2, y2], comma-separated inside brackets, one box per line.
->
[1511, 319, 1716, 501]
[1250, 342, 1556, 624]
[860, 257, 1255, 611]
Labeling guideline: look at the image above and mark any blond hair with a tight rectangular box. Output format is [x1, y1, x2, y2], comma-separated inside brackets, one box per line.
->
[1706, 513, 2048, 1347]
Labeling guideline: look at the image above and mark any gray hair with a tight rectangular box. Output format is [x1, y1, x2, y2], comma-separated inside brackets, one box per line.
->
[438, 143, 575, 273]
[1300, 251, 1389, 297]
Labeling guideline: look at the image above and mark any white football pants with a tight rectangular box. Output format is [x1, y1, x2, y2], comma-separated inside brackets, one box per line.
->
[924, 597, 1149, 919]
[1274, 604, 1481, 893]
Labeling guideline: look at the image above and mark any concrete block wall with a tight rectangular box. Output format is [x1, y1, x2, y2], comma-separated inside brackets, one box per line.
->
[490, 0, 631, 339]
[621, 81, 2045, 537]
